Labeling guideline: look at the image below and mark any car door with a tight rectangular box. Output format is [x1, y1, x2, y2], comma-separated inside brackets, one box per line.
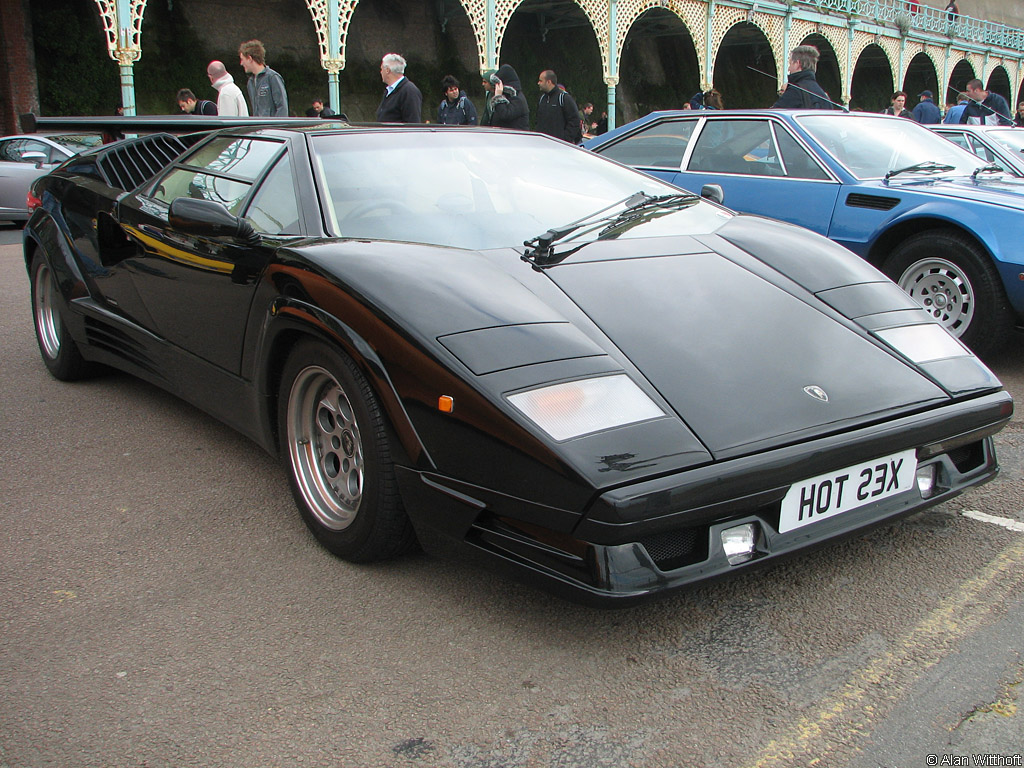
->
[110, 135, 303, 373]
[676, 117, 841, 235]
[0, 138, 64, 217]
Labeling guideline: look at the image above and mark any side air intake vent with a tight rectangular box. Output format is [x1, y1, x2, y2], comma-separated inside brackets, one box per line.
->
[97, 134, 187, 192]
[846, 192, 900, 211]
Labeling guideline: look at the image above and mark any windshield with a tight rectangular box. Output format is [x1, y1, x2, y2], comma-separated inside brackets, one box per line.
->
[47, 134, 103, 153]
[311, 130, 726, 250]
[796, 114, 984, 180]
[986, 128, 1024, 155]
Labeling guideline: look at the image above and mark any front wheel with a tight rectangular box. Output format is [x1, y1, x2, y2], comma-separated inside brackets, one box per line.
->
[278, 340, 416, 562]
[883, 230, 1015, 357]
[30, 252, 91, 380]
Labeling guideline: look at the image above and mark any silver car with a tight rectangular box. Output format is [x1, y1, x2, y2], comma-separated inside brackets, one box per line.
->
[932, 123, 1024, 177]
[0, 133, 102, 222]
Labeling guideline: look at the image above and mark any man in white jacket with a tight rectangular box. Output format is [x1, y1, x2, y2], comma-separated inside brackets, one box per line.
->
[206, 60, 249, 117]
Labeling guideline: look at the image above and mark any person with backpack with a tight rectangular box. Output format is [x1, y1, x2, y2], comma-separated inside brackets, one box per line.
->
[536, 70, 582, 144]
[176, 88, 218, 116]
[437, 75, 478, 125]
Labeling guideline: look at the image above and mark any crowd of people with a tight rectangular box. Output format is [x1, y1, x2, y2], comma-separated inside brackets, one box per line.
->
[167, 39, 1023, 139]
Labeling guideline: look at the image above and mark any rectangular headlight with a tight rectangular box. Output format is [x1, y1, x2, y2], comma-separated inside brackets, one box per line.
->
[507, 374, 665, 441]
[875, 324, 969, 364]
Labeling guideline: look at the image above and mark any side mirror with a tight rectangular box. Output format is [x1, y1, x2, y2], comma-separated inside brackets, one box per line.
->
[168, 197, 260, 245]
[22, 150, 48, 168]
[700, 184, 724, 205]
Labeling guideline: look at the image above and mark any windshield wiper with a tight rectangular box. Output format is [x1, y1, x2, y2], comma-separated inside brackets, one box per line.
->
[971, 163, 1003, 179]
[523, 192, 699, 268]
[885, 161, 956, 180]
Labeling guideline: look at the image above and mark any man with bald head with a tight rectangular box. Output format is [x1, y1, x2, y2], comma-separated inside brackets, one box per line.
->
[207, 60, 248, 116]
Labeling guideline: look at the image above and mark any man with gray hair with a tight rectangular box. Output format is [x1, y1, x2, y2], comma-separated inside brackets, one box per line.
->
[772, 44, 835, 110]
[376, 53, 422, 123]
[207, 60, 248, 117]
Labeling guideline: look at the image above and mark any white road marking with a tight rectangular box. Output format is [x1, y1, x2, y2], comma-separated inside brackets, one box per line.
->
[962, 510, 1024, 533]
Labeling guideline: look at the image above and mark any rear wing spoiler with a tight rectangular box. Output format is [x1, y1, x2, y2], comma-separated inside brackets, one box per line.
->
[19, 114, 348, 134]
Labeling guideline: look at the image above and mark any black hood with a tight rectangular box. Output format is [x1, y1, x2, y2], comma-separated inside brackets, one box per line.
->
[495, 64, 523, 91]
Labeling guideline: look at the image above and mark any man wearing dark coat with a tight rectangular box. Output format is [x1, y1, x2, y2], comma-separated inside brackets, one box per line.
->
[488, 64, 530, 130]
[376, 53, 422, 123]
[912, 90, 941, 124]
[535, 70, 583, 144]
[772, 45, 835, 110]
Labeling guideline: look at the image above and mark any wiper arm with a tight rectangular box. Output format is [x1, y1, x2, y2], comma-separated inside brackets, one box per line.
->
[523, 191, 699, 268]
[885, 161, 956, 180]
[971, 163, 1003, 179]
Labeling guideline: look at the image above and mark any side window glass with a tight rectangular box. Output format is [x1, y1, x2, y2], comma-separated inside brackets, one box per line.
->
[246, 153, 301, 235]
[0, 139, 50, 163]
[775, 127, 830, 180]
[688, 120, 783, 177]
[598, 120, 696, 169]
[967, 137, 997, 163]
[152, 168, 251, 214]
[944, 133, 970, 151]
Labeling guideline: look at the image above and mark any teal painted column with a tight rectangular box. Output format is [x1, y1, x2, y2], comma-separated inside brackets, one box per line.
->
[486, 0, 497, 68]
[113, 0, 139, 115]
[328, 0, 341, 111]
[607, 0, 617, 129]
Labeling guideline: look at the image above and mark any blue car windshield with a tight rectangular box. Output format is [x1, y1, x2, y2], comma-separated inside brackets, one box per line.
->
[311, 130, 727, 250]
[797, 114, 983, 180]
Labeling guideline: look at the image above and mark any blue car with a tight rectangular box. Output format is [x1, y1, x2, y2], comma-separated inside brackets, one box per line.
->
[586, 110, 1024, 356]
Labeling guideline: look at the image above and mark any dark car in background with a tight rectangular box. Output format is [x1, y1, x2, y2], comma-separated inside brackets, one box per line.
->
[586, 110, 1024, 356]
[23, 120, 1011, 604]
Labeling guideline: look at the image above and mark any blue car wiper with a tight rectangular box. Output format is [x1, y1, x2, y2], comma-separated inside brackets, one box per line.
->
[523, 191, 699, 268]
[885, 161, 956, 180]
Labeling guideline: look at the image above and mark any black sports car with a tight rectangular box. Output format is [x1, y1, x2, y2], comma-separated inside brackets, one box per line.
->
[23, 120, 1012, 605]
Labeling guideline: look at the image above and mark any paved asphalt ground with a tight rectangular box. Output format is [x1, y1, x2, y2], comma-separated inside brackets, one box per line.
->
[1, 224, 1022, 767]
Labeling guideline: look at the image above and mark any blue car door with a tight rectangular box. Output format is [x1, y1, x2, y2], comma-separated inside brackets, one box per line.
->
[674, 117, 841, 236]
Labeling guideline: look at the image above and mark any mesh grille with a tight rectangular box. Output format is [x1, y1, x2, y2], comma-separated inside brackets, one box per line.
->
[97, 134, 187, 192]
[639, 527, 706, 572]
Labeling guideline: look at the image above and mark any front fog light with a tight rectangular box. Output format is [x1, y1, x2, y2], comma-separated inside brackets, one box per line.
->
[722, 524, 757, 565]
[916, 464, 937, 498]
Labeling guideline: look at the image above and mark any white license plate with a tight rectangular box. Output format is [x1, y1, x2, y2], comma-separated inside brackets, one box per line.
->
[779, 449, 918, 534]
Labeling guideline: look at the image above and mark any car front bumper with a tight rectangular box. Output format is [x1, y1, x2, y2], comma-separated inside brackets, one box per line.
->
[400, 390, 1012, 606]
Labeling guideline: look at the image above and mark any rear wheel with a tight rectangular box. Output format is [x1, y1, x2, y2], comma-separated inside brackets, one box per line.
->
[30, 252, 91, 380]
[278, 340, 416, 562]
[883, 230, 1015, 357]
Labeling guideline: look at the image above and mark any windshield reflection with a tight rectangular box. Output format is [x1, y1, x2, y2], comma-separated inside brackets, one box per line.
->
[797, 114, 984, 180]
[311, 131, 725, 250]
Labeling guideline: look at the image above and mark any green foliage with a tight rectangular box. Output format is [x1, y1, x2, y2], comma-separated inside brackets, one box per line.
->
[133, 1, 211, 114]
[32, 0, 120, 115]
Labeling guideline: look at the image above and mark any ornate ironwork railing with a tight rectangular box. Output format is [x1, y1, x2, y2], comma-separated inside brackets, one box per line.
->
[797, 0, 1024, 53]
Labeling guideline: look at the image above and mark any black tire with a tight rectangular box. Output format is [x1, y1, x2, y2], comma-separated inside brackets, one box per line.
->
[883, 229, 1015, 358]
[277, 339, 417, 562]
[29, 252, 91, 381]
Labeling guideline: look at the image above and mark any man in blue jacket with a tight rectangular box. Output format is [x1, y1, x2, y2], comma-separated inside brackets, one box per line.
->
[912, 90, 941, 124]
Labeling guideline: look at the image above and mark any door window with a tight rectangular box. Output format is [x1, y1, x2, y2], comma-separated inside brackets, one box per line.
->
[687, 120, 784, 176]
[597, 119, 697, 169]
[245, 154, 301, 235]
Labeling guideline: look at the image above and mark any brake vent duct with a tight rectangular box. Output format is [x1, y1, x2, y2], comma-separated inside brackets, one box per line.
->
[639, 527, 708, 571]
[97, 134, 187, 192]
[845, 193, 900, 211]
